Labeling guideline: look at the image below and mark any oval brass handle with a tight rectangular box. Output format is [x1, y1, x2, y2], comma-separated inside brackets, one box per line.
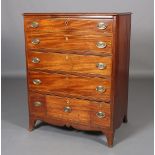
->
[33, 101, 42, 107]
[96, 111, 105, 118]
[32, 57, 40, 63]
[64, 106, 71, 113]
[97, 22, 107, 30]
[32, 38, 40, 45]
[31, 21, 39, 28]
[96, 41, 106, 48]
[96, 63, 106, 70]
[33, 79, 41, 85]
[96, 86, 106, 93]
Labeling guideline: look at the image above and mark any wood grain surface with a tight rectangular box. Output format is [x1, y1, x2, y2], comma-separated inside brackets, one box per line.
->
[28, 71, 111, 101]
[29, 92, 46, 116]
[28, 51, 112, 76]
[113, 15, 131, 129]
[29, 92, 111, 127]
[27, 33, 113, 54]
[25, 17, 113, 34]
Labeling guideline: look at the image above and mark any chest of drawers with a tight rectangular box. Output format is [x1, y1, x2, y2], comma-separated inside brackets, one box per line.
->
[23, 13, 131, 147]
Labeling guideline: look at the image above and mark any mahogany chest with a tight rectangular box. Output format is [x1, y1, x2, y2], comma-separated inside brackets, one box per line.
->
[23, 13, 131, 147]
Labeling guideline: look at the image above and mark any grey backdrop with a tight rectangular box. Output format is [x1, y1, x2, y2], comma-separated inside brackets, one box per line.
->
[2, 0, 154, 78]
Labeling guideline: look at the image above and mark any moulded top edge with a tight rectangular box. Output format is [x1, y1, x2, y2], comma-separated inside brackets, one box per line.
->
[23, 12, 132, 17]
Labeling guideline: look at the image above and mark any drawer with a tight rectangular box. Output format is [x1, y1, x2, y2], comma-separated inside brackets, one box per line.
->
[28, 93, 111, 127]
[47, 95, 111, 127]
[28, 71, 111, 101]
[29, 93, 46, 116]
[28, 51, 112, 76]
[90, 102, 111, 128]
[46, 95, 91, 125]
[25, 17, 113, 34]
[26, 33, 112, 54]
[46, 95, 68, 121]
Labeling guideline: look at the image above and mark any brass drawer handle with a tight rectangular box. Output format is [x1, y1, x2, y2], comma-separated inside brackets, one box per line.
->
[32, 38, 40, 45]
[96, 86, 106, 93]
[64, 106, 71, 113]
[31, 21, 39, 28]
[96, 63, 106, 70]
[97, 22, 107, 30]
[96, 111, 105, 118]
[33, 101, 42, 107]
[32, 57, 40, 63]
[33, 79, 41, 85]
[96, 41, 107, 48]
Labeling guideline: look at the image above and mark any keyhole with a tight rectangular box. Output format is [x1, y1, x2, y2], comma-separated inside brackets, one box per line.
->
[65, 18, 70, 26]
[65, 20, 68, 25]
[65, 36, 69, 41]
[65, 55, 69, 60]
[66, 99, 70, 104]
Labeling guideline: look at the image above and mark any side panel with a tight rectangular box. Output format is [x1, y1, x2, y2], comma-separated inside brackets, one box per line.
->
[113, 15, 131, 129]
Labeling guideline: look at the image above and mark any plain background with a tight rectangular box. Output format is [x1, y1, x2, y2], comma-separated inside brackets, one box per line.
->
[2, 0, 154, 155]
[2, 0, 154, 78]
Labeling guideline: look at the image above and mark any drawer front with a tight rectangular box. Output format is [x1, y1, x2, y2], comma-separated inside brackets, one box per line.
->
[27, 33, 112, 54]
[46, 95, 91, 125]
[90, 102, 111, 128]
[28, 71, 111, 101]
[25, 17, 113, 34]
[46, 95, 68, 121]
[29, 93, 46, 116]
[28, 93, 111, 128]
[28, 51, 112, 76]
[46, 95, 111, 127]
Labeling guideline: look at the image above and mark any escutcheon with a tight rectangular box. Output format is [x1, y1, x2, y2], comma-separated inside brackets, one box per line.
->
[33, 79, 41, 85]
[31, 38, 40, 45]
[32, 57, 40, 63]
[96, 86, 106, 93]
[97, 22, 107, 30]
[96, 41, 107, 48]
[96, 111, 105, 118]
[96, 63, 106, 70]
[64, 106, 72, 113]
[31, 21, 39, 28]
[33, 101, 42, 107]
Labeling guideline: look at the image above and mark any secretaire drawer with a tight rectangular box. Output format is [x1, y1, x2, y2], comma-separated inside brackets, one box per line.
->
[27, 33, 112, 54]
[28, 71, 111, 101]
[25, 17, 113, 34]
[28, 51, 112, 76]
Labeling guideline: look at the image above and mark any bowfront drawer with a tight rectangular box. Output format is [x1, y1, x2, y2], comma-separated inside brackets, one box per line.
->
[27, 33, 112, 54]
[28, 71, 111, 101]
[25, 17, 113, 34]
[28, 51, 112, 76]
